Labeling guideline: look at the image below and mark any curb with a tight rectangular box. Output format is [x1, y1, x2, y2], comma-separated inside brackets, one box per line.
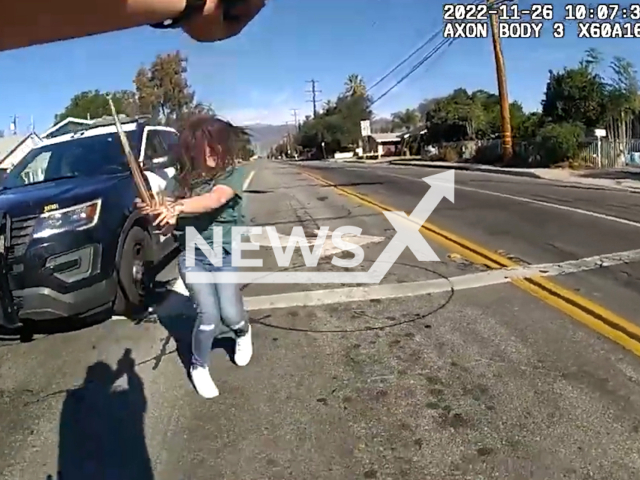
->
[330, 159, 392, 165]
[388, 160, 542, 178]
[389, 161, 640, 193]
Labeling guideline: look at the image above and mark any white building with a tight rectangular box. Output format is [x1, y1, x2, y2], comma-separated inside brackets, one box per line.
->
[0, 117, 93, 173]
[0, 133, 43, 171]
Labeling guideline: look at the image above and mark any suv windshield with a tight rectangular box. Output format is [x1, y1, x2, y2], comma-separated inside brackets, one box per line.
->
[2, 131, 140, 189]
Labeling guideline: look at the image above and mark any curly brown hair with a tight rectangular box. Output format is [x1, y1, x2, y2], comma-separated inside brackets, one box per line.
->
[173, 114, 249, 197]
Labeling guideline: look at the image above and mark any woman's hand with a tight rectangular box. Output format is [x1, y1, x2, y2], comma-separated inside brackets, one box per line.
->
[152, 201, 184, 227]
[182, 0, 266, 43]
[135, 197, 174, 216]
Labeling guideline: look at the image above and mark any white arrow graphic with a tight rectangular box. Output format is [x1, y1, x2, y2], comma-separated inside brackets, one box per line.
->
[367, 170, 454, 281]
[185, 170, 455, 284]
[249, 227, 385, 259]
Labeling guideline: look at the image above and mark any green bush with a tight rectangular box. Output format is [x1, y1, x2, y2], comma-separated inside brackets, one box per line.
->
[534, 122, 585, 166]
[472, 142, 502, 165]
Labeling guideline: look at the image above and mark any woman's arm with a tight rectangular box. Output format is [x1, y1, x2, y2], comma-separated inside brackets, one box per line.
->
[150, 184, 236, 226]
[174, 184, 235, 215]
[0, 0, 266, 52]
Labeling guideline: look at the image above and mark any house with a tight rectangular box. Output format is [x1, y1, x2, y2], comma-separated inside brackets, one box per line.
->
[41, 117, 93, 139]
[0, 117, 94, 172]
[0, 133, 43, 171]
[365, 132, 403, 158]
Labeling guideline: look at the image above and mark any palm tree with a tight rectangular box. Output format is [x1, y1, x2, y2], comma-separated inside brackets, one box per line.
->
[344, 74, 367, 97]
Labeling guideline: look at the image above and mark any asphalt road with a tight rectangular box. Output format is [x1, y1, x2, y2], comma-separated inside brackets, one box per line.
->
[1, 159, 640, 480]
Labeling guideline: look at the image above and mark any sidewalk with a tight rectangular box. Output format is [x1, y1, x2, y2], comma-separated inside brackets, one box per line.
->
[390, 160, 640, 192]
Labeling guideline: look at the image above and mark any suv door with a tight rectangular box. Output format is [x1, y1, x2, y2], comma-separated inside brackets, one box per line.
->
[140, 127, 178, 194]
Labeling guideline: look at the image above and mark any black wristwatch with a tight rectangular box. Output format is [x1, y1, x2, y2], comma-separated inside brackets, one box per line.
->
[150, 0, 208, 29]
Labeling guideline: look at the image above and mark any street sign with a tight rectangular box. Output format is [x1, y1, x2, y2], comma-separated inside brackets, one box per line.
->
[360, 120, 371, 137]
[594, 128, 606, 137]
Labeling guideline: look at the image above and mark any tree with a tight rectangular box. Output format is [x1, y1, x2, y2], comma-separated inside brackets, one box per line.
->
[293, 76, 373, 156]
[603, 55, 640, 146]
[171, 102, 216, 131]
[344, 74, 367, 97]
[535, 122, 585, 166]
[516, 111, 544, 140]
[134, 51, 199, 127]
[541, 62, 607, 130]
[391, 108, 420, 132]
[417, 97, 441, 118]
[54, 90, 137, 123]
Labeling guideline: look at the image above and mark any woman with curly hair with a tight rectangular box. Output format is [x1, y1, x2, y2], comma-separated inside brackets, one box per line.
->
[139, 114, 252, 399]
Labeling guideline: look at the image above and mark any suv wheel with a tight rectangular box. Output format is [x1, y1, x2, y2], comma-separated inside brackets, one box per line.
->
[114, 226, 153, 317]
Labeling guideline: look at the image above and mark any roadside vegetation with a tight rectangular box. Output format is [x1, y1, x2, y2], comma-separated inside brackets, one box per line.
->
[272, 48, 640, 168]
[52, 51, 255, 161]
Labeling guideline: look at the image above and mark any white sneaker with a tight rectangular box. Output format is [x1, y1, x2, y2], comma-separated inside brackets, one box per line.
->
[190, 365, 219, 399]
[234, 325, 253, 367]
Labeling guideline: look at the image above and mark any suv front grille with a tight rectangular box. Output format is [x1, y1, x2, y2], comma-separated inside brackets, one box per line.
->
[7, 215, 37, 262]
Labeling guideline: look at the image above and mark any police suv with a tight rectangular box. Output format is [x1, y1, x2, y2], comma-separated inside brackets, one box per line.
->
[0, 116, 178, 329]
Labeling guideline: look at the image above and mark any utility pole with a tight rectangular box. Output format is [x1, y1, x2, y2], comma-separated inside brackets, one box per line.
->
[291, 109, 299, 130]
[306, 79, 321, 118]
[488, 1, 513, 162]
[284, 122, 292, 157]
[9, 115, 18, 136]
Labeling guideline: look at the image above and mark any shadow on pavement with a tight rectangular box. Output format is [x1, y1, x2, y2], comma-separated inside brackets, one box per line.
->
[0, 310, 112, 345]
[45, 348, 153, 480]
[244, 189, 272, 194]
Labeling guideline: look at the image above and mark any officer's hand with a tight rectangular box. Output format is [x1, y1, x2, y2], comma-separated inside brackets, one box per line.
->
[182, 0, 266, 43]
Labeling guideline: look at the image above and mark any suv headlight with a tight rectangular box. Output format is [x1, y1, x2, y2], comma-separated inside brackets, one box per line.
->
[33, 199, 102, 239]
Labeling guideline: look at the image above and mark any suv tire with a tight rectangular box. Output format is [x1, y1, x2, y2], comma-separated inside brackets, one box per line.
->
[113, 226, 153, 317]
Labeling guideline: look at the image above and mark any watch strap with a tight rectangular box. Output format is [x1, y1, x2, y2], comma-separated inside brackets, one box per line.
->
[151, 0, 208, 29]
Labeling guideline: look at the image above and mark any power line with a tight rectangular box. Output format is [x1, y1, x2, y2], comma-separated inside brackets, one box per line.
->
[371, 37, 457, 107]
[368, 28, 443, 93]
[368, 0, 484, 94]
[291, 108, 299, 128]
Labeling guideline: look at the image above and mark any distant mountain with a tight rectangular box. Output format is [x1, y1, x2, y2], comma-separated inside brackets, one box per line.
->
[244, 123, 295, 155]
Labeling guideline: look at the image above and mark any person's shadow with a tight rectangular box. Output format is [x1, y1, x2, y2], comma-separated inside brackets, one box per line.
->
[46, 349, 153, 480]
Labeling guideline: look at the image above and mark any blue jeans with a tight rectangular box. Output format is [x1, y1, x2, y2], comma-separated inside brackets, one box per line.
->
[178, 248, 248, 368]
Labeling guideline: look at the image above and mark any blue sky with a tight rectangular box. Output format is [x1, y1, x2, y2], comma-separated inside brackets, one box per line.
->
[0, 0, 639, 135]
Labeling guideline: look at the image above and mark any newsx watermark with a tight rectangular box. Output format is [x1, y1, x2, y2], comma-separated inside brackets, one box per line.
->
[184, 171, 455, 284]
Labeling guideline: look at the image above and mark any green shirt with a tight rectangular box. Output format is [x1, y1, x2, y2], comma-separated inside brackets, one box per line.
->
[166, 165, 247, 254]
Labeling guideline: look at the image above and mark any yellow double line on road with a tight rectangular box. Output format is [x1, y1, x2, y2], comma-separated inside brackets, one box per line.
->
[302, 169, 640, 357]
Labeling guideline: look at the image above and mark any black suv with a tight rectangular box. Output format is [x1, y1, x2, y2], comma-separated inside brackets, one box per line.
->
[0, 116, 178, 329]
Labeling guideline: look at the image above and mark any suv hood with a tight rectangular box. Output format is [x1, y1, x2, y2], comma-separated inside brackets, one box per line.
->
[0, 174, 129, 218]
